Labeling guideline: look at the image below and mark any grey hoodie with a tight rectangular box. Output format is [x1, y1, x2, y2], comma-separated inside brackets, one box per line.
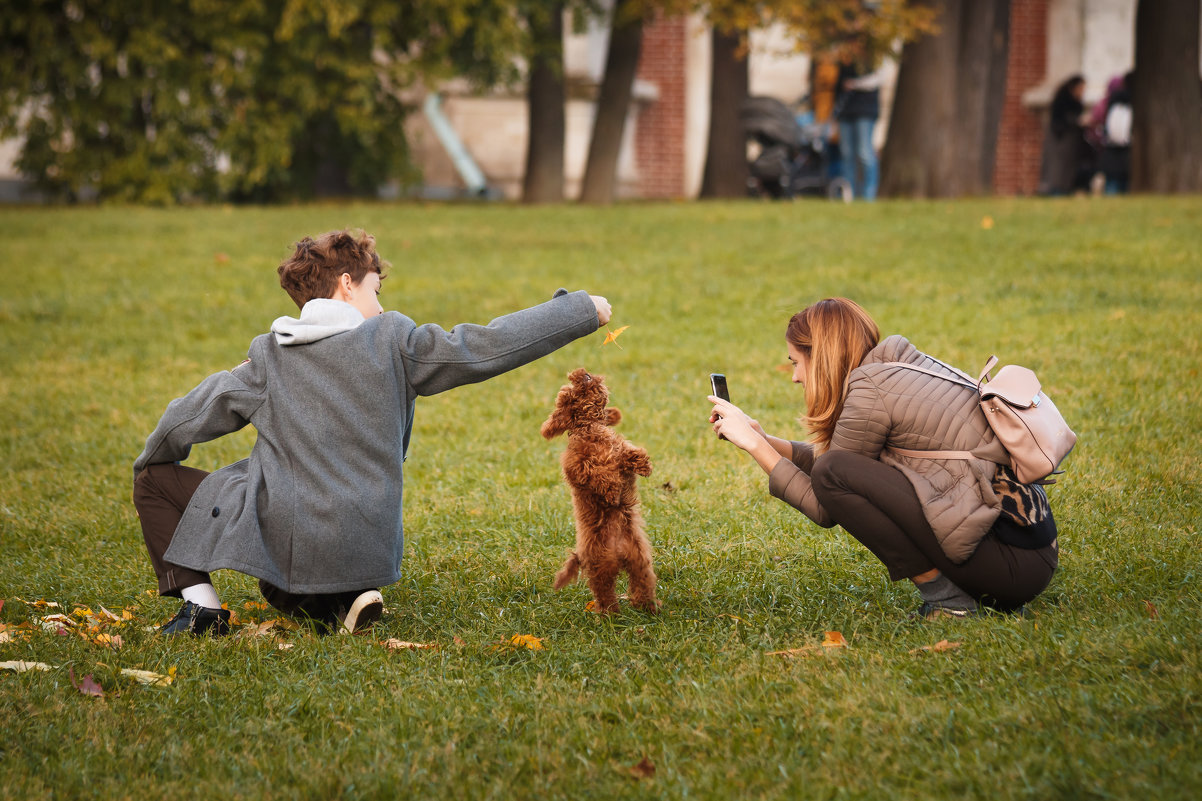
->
[133, 290, 598, 593]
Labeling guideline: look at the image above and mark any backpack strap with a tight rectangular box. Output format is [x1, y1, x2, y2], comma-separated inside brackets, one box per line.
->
[881, 360, 979, 392]
[880, 358, 999, 465]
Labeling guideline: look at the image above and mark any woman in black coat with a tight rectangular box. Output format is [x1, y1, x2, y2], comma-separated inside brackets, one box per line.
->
[1039, 75, 1090, 196]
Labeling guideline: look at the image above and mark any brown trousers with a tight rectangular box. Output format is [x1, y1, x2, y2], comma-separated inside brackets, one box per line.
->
[810, 450, 1058, 611]
[132, 463, 367, 619]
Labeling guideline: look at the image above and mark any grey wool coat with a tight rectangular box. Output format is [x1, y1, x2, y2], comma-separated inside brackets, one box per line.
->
[768, 335, 1011, 564]
[133, 289, 599, 594]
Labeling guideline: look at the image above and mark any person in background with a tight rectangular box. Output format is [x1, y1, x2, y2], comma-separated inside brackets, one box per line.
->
[835, 40, 886, 201]
[706, 298, 1059, 619]
[1038, 74, 1090, 196]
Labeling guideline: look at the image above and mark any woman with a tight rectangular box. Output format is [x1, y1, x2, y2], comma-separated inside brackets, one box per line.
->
[1038, 74, 1090, 196]
[707, 298, 1058, 618]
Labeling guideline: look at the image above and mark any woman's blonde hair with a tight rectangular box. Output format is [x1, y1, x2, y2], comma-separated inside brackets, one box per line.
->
[786, 298, 880, 451]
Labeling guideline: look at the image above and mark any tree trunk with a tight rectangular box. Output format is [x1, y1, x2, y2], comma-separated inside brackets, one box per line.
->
[880, 0, 962, 197]
[699, 25, 750, 198]
[579, 0, 644, 204]
[522, 4, 566, 203]
[880, 0, 1011, 198]
[1131, 0, 1202, 193]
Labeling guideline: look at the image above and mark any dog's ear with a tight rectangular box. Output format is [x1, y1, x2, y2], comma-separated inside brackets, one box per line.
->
[605, 407, 622, 427]
[541, 405, 572, 439]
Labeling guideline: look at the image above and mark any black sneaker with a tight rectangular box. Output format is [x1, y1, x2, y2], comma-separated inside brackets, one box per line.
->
[915, 601, 978, 621]
[336, 590, 383, 634]
[160, 600, 232, 636]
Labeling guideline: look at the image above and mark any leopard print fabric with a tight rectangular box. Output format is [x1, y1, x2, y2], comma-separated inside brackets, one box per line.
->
[992, 466, 1050, 526]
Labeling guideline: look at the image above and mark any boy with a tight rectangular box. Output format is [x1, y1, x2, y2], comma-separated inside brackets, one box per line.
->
[133, 229, 611, 635]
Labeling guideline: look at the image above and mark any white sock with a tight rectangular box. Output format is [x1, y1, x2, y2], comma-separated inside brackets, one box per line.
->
[181, 583, 222, 610]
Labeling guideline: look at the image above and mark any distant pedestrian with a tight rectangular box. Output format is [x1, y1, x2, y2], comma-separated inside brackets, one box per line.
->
[835, 41, 886, 201]
[1039, 75, 1090, 196]
[1097, 72, 1133, 194]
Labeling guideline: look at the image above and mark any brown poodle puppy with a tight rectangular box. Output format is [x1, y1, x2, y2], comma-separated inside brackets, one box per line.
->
[541, 368, 658, 613]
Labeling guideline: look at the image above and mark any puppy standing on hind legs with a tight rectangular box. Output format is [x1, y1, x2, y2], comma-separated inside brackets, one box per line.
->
[541, 368, 659, 614]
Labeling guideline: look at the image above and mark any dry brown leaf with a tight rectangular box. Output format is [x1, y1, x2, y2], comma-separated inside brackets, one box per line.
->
[453, 635, 466, 646]
[69, 668, 105, 698]
[911, 639, 961, 654]
[1144, 600, 1159, 619]
[382, 639, 439, 651]
[629, 757, 656, 778]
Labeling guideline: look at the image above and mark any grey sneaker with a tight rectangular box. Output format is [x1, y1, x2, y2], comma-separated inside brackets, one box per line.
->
[337, 590, 383, 634]
[916, 601, 978, 621]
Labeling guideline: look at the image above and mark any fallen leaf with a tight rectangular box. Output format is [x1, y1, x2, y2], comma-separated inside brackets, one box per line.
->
[981, 215, 995, 230]
[601, 325, 630, 348]
[911, 639, 961, 654]
[121, 668, 174, 687]
[510, 634, 544, 651]
[766, 645, 821, 658]
[19, 599, 59, 609]
[93, 633, 124, 649]
[70, 668, 105, 698]
[0, 598, 5, 614]
[585, 600, 599, 613]
[453, 635, 466, 646]
[97, 606, 123, 622]
[214, 252, 230, 264]
[382, 639, 439, 651]
[0, 660, 55, 672]
[1144, 600, 1159, 619]
[0, 630, 11, 644]
[822, 631, 848, 649]
[277, 642, 295, 651]
[629, 757, 656, 778]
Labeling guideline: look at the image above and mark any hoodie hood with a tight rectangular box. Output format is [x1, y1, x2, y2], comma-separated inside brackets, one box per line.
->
[271, 298, 366, 345]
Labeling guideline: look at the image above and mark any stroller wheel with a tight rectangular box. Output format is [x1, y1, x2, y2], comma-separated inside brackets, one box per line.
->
[827, 177, 853, 203]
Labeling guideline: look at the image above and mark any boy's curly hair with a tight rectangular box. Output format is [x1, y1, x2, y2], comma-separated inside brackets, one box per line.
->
[277, 230, 388, 309]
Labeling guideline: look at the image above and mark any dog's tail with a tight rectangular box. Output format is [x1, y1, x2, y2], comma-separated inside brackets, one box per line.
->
[553, 551, 581, 589]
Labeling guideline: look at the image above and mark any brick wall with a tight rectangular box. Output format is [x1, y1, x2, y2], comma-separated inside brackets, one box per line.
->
[995, 0, 1049, 195]
[635, 15, 688, 198]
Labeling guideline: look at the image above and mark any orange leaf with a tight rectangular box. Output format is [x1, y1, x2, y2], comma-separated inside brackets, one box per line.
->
[601, 325, 630, 348]
[382, 639, 439, 651]
[629, 756, 656, 778]
[821, 631, 848, 648]
[1144, 600, 1159, 619]
[585, 600, 599, 613]
[510, 634, 545, 651]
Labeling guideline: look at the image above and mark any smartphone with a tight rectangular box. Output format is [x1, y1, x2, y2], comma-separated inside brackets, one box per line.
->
[710, 373, 730, 403]
[710, 373, 730, 439]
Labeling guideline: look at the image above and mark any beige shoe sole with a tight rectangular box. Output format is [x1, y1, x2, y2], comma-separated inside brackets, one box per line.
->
[340, 590, 384, 634]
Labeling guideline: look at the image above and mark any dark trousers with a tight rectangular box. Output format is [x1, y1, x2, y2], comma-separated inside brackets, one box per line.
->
[810, 450, 1057, 610]
[132, 463, 368, 619]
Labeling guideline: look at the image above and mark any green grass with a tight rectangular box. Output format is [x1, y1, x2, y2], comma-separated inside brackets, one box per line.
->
[1, 197, 1200, 800]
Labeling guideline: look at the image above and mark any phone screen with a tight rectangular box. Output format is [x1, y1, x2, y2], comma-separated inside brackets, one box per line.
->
[710, 373, 729, 402]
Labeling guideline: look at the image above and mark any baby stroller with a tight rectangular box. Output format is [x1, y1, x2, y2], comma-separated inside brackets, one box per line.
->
[740, 96, 851, 202]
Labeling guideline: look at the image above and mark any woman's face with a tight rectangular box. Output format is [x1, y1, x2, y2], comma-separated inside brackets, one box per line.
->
[787, 341, 810, 386]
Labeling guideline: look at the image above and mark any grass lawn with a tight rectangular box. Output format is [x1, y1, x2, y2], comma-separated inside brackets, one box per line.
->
[1, 196, 1200, 800]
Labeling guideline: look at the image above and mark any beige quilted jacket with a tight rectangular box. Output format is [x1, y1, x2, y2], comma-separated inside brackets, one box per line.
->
[768, 334, 1010, 563]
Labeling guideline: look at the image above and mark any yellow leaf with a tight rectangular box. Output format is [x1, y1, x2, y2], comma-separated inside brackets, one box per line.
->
[121, 668, 173, 686]
[821, 631, 848, 648]
[601, 325, 630, 348]
[981, 215, 995, 230]
[1, 660, 55, 672]
[510, 634, 545, 651]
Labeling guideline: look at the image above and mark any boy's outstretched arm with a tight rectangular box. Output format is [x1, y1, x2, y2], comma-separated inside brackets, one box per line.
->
[400, 289, 607, 397]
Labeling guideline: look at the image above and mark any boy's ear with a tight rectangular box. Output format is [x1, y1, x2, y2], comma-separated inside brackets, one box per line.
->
[605, 408, 622, 427]
[541, 406, 572, 439]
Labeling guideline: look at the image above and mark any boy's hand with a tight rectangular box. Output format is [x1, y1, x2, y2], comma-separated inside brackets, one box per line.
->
[590, 295, 612, 326]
